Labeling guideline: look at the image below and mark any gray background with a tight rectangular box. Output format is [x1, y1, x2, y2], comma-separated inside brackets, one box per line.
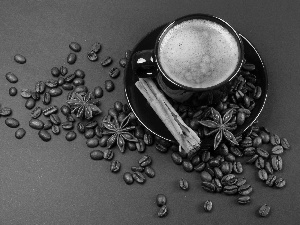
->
[0, 0, 299, 224]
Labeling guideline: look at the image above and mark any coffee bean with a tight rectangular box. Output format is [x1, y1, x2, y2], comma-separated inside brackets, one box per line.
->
[84, 121, 98, 130]
[43, 105, 58, 116]
[110, 160, 121, 173]
[270, 133, 281, 145]
[182, 160, 193, 172]
[205, 167, 215, 177]
[258, 169, 268, 181]
[233, 161, 243, 174]
[84, 129, 95, 139]
[35, 81, 46, 94]
[266, 174, 277, 187]
[264, 162, 273, 174]
[203, 200, 213, 212]
[5, 118, 20, 128]
[132, 171, 146, 184]
[191, 155, 201, 166]
[69, 42, 81, 52]
[139, 155, 152, 167]
[131, 166, 144, 172]
[14, 54, 26, 64]
[72, 78, 84, 86]
[144, 166, 155, 178]
[100, 56, 113, 67]
[30, 107, 42, 119]
[43, 120, 52, 130]
[65, 114, 75, 122]
[271, 145, 284, 155]
[72, 70, 85, 79]
[119, 58, 127, 68]
[51, 125, 60, 135]
[157, 205, 168, 218]
[49, 114, 61, 125]
[20, 89, 32, 98]
[123, 172, 134, 185]
[280, 138, 290, 150]
[236, 112, 245, 126]
[156, 194, 167, 207]
[243, 147, 256, 156]
[60, 105, 71, 116]
[0, 107, 12, 116]
[90, 150, 104, 160]
[274, 177, 286, 188]
[246, 154, 258, 164]
[61, 121, 74, 130]
[238, 184, 253, 195]
[136, 139, 146, 153]
[29, 119, 44, 130]
[202, 181, 216, 192]
[94, 126, 103, 138]
[194, 162, 206, 172]
[200, 171, 213, 182]
[86, 138, 99, 148]
[90, 42, 101, 53]
[65, 131, 77, 141]
[155, 143, 168, 153]
[256, 148, 269, 158]
[42, 92, 51, 105]
[15, 128, 26, 139]
[258, 204, 271, 217]
[240, 137, 252, 148]
[49, 88, 62, 97]
[67, 53, 77, 64]
[58, 66, 68, 76]
[109, 67, 120, 79]
[221, 174, 237, 186]
[38, 130, 51, 142]
[212, 178, 223, 192]
[252, 136, 262, 147]
[254, 86, 262, 99]
[271, 155, 283, 171]
[99, 136, 109, 147]
[51, 67, 61, 77]
[30, 91, 40, 101]
[103, 149, 114, 161]
[208, 158, 221, 167]
[62, 83, 73, 90]
[223, 185, 238, 195]
[201, 151, 210, 162]
[237, 196, 251, 205]
[179, 178, 189, 190]
[229, 146, 243, 157]
[104, 80, 115, 92]
[134, 125, 145, 139]
[9, 87, 18, 96]
[45, 79, 58, 88]
[87, 51, 98, 61]
[143, 133, 154, 146]
[255, 157, 265, 169]
[236, 177, 247, 187]
[220, 161, 230, 175]
[64, 74, 76, 83]
[57, 77, 65, 86]
[25, 98, 36, 110]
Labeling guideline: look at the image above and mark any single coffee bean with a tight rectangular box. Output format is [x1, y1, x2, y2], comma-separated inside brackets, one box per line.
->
[61, 121, 74, 130]
[86, 138, 99, 148]
[20, 89, 32, 98]
[0, 107, 12, 116]
[143, 133, 154, 146]
[45, 79, 58, 88]
[236, 112, 245, 126]
[212, 178, 223, 192]
[132, 171, 146, 184]
[49, 114, 61, 125]
[240, 137, 252, 148]
[126, 141, 136, 151]
[134, 125, 145, 139]
[95, 126, 103, 138]
[76, 122, 85, 133]
[15, 128, 26, 139]
[43, 105, 58, 116]
[72, 78, 85, 86]
[156, 194, 167, 207]
[87, 51, 98, 61]
[67, 53, 77, 64]
[93, 86, 103, 98]
[31, 107, 42, 119]
[205, 166, 215, 177]
[74, 69, 85, 79]
[14, 54, 26, 64]
[246, 154, 259, 164]
[203, 200, 213, 212]
[182, 160, 193, 172]
[31, 91, 40, 101]
[259, 131, 270, 143]
[156, 143, 168, 153]
[191, 155, 201, 166]
[104, 80, 114, 92]
[217, 143, 229, 156]
[243, 147, 256, 156]
[85, 120, 98, 129]
[65, 131, 77, 141]
[236, 177, 247, 187]
[237, 196, 251, 205]
[258, 204, 271, 217]
[258, 169, 268, 181]
[69, 42, 81, 52]
[223, 185, 238, 195]
[5, 118, 20, 128]
[60, 66, 68, 76]
[90, 150, 104, 160]
[270, 133, 281, 145]
[139, 155, 152, 167]
[221, 174, 237, 186]
[25, 98, 36, 110]
[233, 161, 243, 174]
[101, 56, 113, 67]
[99, 135, 109, 147]
[35, 81, 46, 94]
[60, 105, 71, 116]
[29, 119, 44, 130]
[280, 138, 290, 150]
[51, 125, 60, 135]
[49, 88, 63, 97]
[90, 42, 101, 53]
[266, 174, 277, 187]
[238, 184, 253, 195]
[200, 171, 213, 182]
[131, 166, 144, 172]
[62, 83, 74, 90]
[208, 158, 221, 167]
[202, 181, 216, 193]
[110, 160, 121, 173]
[64, 74, 76, 83]
[144, 166, 155, 178]
[194, 162, 206, 173]
[274, 177, 286, 188]
[57, 77, 65, 86]
[220, 161, 230, 175]
[255, 157, 265, 169]
[136, 139, 146, 153]
[103, 149, 114, 161]
[38, 130, 51, 142]
[201, 151, 211, 162]
[9, 87, 18, 96]
[171, 152, 183, 165]
[84, 129, 95, 139]
[271, 155, 283, 171]
[73, 86, 87, 94]
[157, 205, 168, 218]
[5, 72, 18, 83]
[179, 178, 189, 190]
[256, 148, 269, 158]
[265, 162, 274, 174]
[51, 67, 61, 77]
[119, 58, 127, 68]
[123, 172, 134, 185]
[42, 92, 51, 105]
[271, 145, 284, 155]
[213, 167, 223, 180]
[229, 146, 243, 157]
[109, 67, 120, 79]
[43, 120, 52, 130]
[252, 136, 262, 147]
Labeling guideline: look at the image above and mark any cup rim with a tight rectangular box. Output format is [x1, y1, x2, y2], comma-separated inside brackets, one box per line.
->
[154, 13, 245, 92]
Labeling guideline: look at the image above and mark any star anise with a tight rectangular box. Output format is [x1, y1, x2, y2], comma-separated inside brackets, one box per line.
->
[66, 92, 102, 120]
[102, 113, 138, 152]
[199, 107, 238, 150]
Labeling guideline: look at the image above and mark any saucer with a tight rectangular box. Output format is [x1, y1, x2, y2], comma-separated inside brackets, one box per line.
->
[124, 25, 268, 142]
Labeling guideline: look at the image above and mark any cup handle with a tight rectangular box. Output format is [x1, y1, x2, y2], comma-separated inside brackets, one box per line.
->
[132, 50, 158, 78]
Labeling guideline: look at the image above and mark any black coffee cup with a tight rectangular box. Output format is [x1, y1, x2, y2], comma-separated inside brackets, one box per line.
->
[132, 14, 244, 102]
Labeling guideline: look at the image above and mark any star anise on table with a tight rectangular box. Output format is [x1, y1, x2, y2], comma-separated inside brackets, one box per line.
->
[66, 92, 102, 120]
[102, 113, 138, 153]
[199, 107, 238, 150]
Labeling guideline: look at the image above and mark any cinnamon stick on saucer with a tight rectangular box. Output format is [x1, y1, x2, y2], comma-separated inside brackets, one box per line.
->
[135, 78, 201, 157]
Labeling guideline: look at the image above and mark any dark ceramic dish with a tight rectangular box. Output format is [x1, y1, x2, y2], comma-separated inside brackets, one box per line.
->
[124, 25, 268, 143]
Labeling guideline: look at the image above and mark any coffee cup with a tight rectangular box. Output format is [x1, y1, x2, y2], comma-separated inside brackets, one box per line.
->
[132, 14, 244, 102]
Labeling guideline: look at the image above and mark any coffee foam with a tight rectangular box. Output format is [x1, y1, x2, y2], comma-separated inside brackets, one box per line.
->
[158, 19, 240, 89]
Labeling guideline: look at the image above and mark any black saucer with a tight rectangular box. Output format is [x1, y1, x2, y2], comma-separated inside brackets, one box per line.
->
[124, 25, 268, 142]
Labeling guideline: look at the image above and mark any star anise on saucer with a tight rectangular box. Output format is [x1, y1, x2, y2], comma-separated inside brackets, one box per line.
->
[102, 113, 138, 152]
[199, 107, 238, 150]
[66, 92, 102, 120]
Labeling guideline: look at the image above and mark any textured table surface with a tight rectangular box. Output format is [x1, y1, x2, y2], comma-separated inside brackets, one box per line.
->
[0, 1, 299, 224]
